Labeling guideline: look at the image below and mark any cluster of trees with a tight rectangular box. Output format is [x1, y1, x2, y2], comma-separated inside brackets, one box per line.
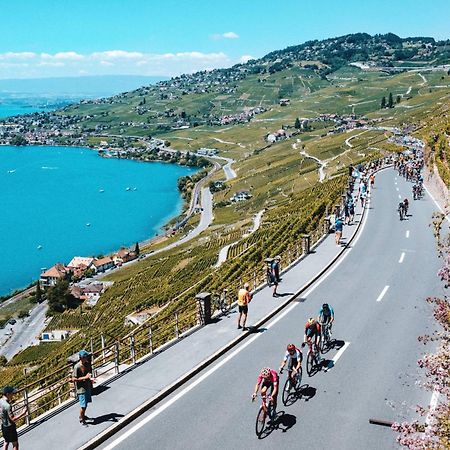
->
[380, 93, 401, 109]
[47, 279, 79, 314]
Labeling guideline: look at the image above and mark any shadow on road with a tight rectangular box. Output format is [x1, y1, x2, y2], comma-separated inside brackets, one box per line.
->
[277, 292, 294, 297]
[88, 412, 124, 426]
[276, 412, 297, 433]
[299, 384, 316, 401]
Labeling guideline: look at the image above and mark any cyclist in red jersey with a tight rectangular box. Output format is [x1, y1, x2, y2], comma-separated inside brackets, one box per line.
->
[302, 317, 322, 361]
[252, 367, 279, 411]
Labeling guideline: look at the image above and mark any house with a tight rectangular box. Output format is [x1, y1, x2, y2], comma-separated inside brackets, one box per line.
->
[40, 263, 68, 288]
[279, 98, 290, 106]
[124, 310, 152, 326]
[41, 329, 79, 342]
[230, 190, 252, 202]
[92, 256, 115, 273]
[197, 147, 218, 156]
[266, 129, 288, 143]
[67, 256, 95, 270]
[113, 248, 137, 266]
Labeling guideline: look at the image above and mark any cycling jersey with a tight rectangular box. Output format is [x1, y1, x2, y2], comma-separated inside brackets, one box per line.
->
[257, 369, 279, 387]
[283, 348, 302, 364]
[319, 305, 334, 320]
[305, 321, 321, 337]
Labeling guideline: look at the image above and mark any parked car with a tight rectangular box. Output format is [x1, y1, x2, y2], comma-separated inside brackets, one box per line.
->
[7, 319, 17, 325]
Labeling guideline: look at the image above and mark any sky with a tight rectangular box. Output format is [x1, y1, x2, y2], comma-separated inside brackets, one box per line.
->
[0, 0, 449, 80]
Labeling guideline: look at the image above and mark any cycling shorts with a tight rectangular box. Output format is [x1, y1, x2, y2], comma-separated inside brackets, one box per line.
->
[238, 305, 248, 314]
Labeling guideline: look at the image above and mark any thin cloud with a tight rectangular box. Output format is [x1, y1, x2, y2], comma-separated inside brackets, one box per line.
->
[0, 49, 234, 78]
[240, 54, 255, 63]
[211, 31, 239, 40]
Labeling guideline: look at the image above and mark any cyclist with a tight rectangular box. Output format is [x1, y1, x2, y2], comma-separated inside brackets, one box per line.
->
[398, 201, 405, 221]
[279, 344, 302, 392]
[318, 303, 335, 333]
[252, 367, 279, 414]
[403, 198, 409, 216]
[302, 317, 322, 361]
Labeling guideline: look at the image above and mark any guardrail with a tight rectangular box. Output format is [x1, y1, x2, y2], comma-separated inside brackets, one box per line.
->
[9, 156, 390, 428]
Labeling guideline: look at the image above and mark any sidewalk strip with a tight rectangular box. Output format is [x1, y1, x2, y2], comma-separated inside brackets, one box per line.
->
[399, 252, 405, 263]
[376, 285, 390, 302]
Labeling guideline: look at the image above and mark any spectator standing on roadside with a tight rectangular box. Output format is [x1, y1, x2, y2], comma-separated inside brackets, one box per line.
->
[237, 283, 252, 331]
[271, 256, 282, 283]
[335, 216, 344, 245]
[71, 349, 94, 425]
[0, 386, 24, 450]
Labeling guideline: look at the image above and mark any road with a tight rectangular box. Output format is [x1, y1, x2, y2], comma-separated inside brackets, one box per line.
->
[98, 168, 442, 450]
[0, 301, 48, 360]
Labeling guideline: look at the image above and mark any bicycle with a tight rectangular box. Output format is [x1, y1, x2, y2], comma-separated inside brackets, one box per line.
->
[211, 289, 230, 314]
[253, 393, 276, 438]
[303, 339, 321, 376]
[398, 203, 405, 221]
[319, 321, 332, 352]
[280, 366, 303, 406]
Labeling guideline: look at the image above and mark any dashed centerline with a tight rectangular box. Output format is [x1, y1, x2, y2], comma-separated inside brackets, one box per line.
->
[399, 252, 405, 263]
[398, 194, 402, 199]
[376, 285, 390, 302]
[406, 230, 410, 238]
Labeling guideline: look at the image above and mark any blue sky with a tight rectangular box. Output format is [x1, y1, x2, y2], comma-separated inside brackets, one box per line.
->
[1, 0, 449, 79]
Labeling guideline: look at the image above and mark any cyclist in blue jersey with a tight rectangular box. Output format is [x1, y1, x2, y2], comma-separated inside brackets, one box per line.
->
[318, 303, 334, 333]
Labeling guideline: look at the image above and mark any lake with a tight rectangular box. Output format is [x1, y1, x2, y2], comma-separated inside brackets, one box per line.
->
[0, 145, 195, 295]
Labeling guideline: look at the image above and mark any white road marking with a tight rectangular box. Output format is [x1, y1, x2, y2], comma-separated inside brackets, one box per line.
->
[425, 389, 440, 426]
[424, 186, 450, 224]
[406, 230, 410, 238]
[102, 192, 374, 449]
[398, 194, 402, 199]
[376, 285, 390, 302]
[399, 252, 405, 263]
[396, 187, 399, 191]
[324, 341, 350, 372]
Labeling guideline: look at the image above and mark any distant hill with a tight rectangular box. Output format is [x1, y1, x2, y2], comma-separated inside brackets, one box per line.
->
[0, 75, 168, 98]
[2, 33, 449, 138]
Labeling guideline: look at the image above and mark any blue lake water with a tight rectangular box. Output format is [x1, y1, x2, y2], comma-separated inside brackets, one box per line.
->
[0, 104, 55, 119]
[0, 146, 195, 295]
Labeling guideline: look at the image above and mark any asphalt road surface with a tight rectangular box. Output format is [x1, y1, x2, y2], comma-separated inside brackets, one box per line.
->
[0, 301, 47, 360]
[97, 169, 443, 450]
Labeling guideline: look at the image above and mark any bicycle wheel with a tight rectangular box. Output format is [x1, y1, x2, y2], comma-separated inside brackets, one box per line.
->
[306, 352, 314, 376]
[255, 406, 267, 437]
[219, 297, 231, 314]
[281, 377, 292, 406]
[295, 366, 303, 390]
[211, 295, 220, 313]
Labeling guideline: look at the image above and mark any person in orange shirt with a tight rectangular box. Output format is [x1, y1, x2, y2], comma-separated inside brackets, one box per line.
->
[237, 282, 252, 331]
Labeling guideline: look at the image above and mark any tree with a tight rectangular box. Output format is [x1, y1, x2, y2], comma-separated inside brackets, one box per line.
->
[381, 96, 386, 109]
[47, 279, 78, 314]
[388, 92, 394, 108]
[10, 135, 27, 146]
[134, 242, 140, 256]
[294, 117, 301, 129]
[0, 356, 7, 367]
[396, 95, 401, 104]
[35, 281, 42, 303]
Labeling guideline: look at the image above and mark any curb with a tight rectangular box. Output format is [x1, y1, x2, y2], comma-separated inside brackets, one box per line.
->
[78, 166, 382, 450]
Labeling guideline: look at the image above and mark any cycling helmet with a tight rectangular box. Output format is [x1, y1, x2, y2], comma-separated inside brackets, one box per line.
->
[322, 303, 329, 310]
[308, 317, 315, 325]
[287, 344, 296, 352]
[260, 367, 271, 378]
